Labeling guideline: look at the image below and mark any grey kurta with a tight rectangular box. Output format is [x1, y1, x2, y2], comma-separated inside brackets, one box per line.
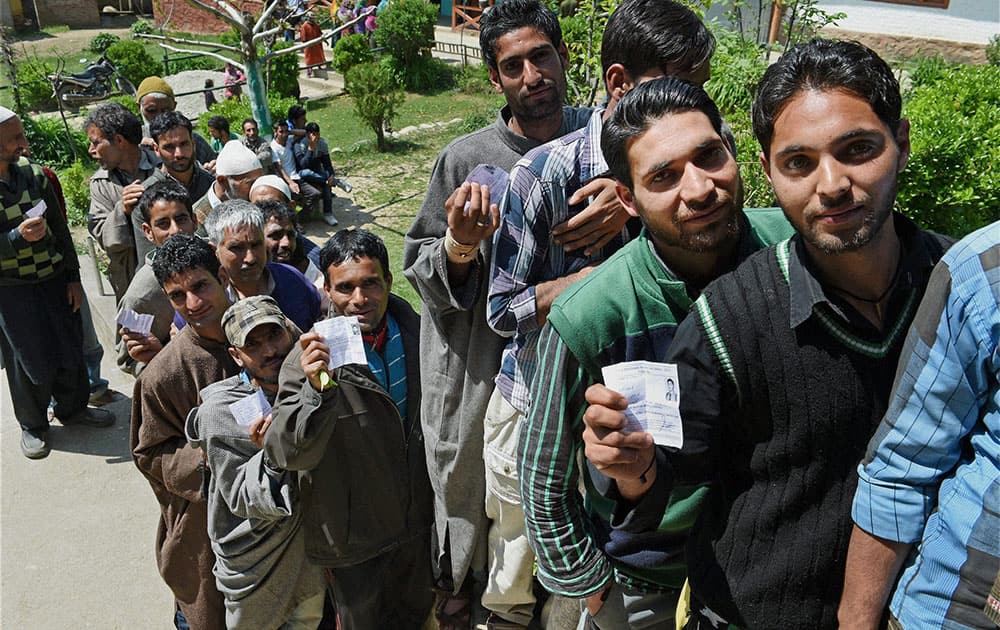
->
[402, 105, 590, 588]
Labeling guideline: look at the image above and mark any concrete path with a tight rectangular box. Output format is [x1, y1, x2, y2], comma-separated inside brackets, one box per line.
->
[0, 253, 175, 628]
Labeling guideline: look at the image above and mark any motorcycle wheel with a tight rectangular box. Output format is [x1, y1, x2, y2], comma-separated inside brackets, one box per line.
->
[117, 76, 137, 96]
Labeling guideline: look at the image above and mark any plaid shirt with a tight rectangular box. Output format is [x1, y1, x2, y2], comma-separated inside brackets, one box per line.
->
[487, 109, 632, 411]
[853, 221, 1000, 629]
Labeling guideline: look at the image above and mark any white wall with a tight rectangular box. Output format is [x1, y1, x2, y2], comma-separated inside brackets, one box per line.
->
[818, 0, 998, 45]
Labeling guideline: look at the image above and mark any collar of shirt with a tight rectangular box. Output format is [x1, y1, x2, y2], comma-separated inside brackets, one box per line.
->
[787, 212, 938, 330]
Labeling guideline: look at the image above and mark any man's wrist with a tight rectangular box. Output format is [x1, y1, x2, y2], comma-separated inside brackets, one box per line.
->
[444, 228, 479, 264]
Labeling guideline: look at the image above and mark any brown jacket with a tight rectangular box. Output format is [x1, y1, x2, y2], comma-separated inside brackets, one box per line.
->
[131, 326, 238, 629]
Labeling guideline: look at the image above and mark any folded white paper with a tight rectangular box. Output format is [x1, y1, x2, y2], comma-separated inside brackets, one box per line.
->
[601, 360, 683, 449]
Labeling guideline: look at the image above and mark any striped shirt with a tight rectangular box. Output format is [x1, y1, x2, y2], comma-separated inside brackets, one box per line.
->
[487, 108, 632, 411]
[853, 221, 1000, 630]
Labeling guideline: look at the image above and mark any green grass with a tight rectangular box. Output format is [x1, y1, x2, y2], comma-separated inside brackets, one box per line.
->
[41, 24, 70, 35]
[305, 89, 502, 151]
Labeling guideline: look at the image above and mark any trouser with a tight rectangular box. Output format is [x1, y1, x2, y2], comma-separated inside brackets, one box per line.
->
[579, 583, 680, 630]
[482, 386, 536, 626]
[298, 177, 333, 216]
[281, 591, 326, 630]
[79, 294, 108, 394]
[326, 532, 434, 630]
[0, 277, 88, 432]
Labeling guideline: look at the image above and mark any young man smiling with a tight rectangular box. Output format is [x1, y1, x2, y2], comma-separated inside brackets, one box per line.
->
[581, 39, 953, 629]
[117, 180, 199, 375]
[265, 229, 434, 629]
[518, 77, 792, 629]
[131, 234, 238, 630]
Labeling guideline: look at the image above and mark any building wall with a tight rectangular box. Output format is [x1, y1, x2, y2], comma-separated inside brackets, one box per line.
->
[34, 0, 102, 28]
[818, 0, 998, 45]
[152, 0, 263, 34]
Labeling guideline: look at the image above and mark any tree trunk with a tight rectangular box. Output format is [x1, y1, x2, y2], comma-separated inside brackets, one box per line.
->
[245, 58, 272, 137]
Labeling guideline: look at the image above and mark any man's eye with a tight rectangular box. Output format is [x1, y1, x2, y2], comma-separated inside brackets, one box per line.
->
[785, 156, 811, 171]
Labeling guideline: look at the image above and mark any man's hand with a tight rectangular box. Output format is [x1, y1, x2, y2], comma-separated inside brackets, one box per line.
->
[584, 584, 612, 617]
[299, 331, 331, 391]
[552, 178, 629, 256]
[248, 412, 273, 448]
[121, 180, 144, 216]
[446, 181, 500, 246]
[18, 216, 46, 242]
[66, 281, 84, 312]
[202, 160, 217, 174]
[121, 327, 164, 365]
[289, 180, 300, 195]
[583, 383, 655, 493]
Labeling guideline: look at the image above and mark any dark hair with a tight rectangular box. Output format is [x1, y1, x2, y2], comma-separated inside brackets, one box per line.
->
[83, 102, 143, 146]
[602, 77, 723, 189]
[275, 120, 289, 131]
[137, 179, 194, 224]
[304, 122, 320, 134]
[242, 117, 258, 129]
[753, 39, 902, 156]
[256, 199, 297, 225]
[287, 105, 307, 122]
[479, 0, 561, 72]
[319, 229, 390, 285]
[207, 115, 230, 132]
[152, 233, 220, 287]
[601, 0, 714, 83]
[205, 78, 214, 88]
[149, 110, 194, 143]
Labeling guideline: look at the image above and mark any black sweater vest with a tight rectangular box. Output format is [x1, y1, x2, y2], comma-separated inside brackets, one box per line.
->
[686, 239, 942, 629]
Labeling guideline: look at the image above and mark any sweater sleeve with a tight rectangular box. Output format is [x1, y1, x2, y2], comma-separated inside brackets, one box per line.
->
[402, 146, 484, 314]
[519, 323, 613, 597]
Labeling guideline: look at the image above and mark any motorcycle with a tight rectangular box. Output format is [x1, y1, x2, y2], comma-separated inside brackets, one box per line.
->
[47, 55, 136, 107]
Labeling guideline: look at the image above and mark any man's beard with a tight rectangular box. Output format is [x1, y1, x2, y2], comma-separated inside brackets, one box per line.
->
[803, 187, 895, 255]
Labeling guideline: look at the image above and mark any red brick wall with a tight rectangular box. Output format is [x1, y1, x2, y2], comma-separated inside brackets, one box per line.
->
[35, 0, 101, 28]
[152, 0, 264, 34]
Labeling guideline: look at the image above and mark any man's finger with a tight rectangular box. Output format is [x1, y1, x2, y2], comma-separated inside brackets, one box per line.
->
[585, 383, 629, 409]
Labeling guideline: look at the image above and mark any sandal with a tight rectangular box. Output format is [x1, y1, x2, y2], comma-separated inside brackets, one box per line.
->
[434, 587, 472, 630]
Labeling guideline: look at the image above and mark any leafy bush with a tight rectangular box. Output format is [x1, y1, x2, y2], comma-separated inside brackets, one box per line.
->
[12, 54, 54, 112]
[200, 93, 300, 137]
[373, 0, 437, 74]
[380, 53, 450, 92]
[988, 34, 1000, 67]
[168, 54, 218, 73]
[23, 116, 90, 170]
[130, 18, 154, 36]
[105, 40, 160, 87]
[345, 62, 405, 151]
[267, 42, 302, 99]
[706, 29, 768, 115]
[333, 33, 373, 75]
[106, 94, 140, 115]
[89, 33, 121, 54]
[455, 62, 493, 95]
[57, 159, 97, 226]
[898, 62, 1000, 237]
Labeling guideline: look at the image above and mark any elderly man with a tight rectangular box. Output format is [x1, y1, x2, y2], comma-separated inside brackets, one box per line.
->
[0, 106, 114, 459]
[193, 140, 264, 225]
[204, 199, 321, 334]
[135, 76, 217, 168]
[85, 101, 161, 300]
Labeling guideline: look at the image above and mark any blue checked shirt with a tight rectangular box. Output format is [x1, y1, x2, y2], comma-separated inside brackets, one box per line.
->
[487, 109, 633, 412]
[853, 220, 999, 629]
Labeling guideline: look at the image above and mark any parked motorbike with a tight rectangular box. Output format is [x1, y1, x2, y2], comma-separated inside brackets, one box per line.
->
[47, 55, 136, 107]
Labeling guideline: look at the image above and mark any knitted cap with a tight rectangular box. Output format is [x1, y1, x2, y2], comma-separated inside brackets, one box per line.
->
[216, 140, 263, 176]
[249, 175, 292, 201]
[135, 76, 175, 103]
[222, 295, 288, 348]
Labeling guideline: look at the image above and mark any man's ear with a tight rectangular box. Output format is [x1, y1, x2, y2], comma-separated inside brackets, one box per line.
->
[604, 63, 634, 104]
[557, 42, 569, 70]
[385, 271, 393, 293]
[141, 221, 156, 244]
[615, 182, 640, 219]
[894, 118, 911, 173]
[216, 265, 229, 286]
[227, 346, 245, 368]
[488, 66, 503, 94]
[760, 150, 773, 186]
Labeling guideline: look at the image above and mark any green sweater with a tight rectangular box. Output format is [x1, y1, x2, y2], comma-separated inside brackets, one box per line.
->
[519, 208, 793, 597]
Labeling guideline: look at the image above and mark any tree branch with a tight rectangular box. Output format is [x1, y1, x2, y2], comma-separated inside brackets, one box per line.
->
[155, 42, 242, 71]
[253, 0, 284, 34]
[137, 32, 242, 54]
[265, 8, 373, 59]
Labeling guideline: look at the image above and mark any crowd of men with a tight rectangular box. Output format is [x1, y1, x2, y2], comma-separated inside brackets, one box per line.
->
[1, 0, 996, 629]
